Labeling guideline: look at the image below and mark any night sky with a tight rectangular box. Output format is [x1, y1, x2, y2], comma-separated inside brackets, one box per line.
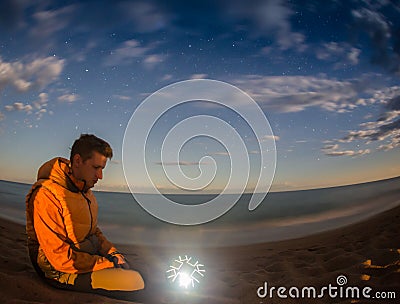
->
[0, 0, 399, 192]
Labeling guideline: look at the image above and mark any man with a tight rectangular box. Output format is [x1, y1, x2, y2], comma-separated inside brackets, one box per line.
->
[26, 134, 144, 293]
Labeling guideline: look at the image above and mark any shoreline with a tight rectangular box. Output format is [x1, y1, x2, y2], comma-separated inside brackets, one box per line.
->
[0, 205, 399, 303]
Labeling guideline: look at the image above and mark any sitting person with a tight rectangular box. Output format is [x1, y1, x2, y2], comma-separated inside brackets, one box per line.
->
[26, 134, 145, 293]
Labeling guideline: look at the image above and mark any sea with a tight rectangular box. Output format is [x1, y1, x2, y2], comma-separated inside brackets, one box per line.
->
[0, 177, 399, 247]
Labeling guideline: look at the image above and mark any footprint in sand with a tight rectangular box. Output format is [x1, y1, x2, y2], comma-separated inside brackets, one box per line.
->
[323, 253, 361, 272]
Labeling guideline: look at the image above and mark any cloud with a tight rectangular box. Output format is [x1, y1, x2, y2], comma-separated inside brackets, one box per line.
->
[105, 40, 148, 66]
[4, 92, 52, 121]
[118, 1, 170, 33]
[161, 74, 173, 82]
[58, 93, 78, 103]
[322, 144, 370, 157]
[348, 47, 361, 65]
[5, 102, 33, 113]
[143, 54, 165, 68]
[33, 92, 48, 109]
[351, 6, 400, 74]
[233, 74, 384, 113]
[104, 39, 161, 67]
[190, 74, 208, 80]
[324, 86, 400, 153]
[316, 42, 361, 69]
[228, 0, 306, 50]
[26, 57, 65, 88]
[30, 5, 76, 39]
[339, 108, 400, 145]
[262, 135, 280, 141]
[113, 94, 131, 101]
[377, 137, 400, 151]
[0, 56, 65, 93]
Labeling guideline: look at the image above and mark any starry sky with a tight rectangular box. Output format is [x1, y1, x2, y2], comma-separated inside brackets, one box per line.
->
[0, 0, 399, 193]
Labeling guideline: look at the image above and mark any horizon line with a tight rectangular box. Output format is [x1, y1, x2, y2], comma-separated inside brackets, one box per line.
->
[1, 175, 399, 195]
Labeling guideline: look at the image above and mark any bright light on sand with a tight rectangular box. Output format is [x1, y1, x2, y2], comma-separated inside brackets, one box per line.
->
[166, 255, 205, 289]
[178, 272, 192, 288]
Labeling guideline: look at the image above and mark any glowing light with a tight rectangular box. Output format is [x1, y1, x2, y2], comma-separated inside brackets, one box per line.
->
[166, 255, 205, 289]
[178, 272, 191, 288]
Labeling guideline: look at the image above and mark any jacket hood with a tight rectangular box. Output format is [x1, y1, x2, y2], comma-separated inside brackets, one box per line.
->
[37, 157, 86, 192]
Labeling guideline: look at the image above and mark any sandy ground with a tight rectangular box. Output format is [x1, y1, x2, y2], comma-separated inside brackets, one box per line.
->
[0, 205, 399, 303]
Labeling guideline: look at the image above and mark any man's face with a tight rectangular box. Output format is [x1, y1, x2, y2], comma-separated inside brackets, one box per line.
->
[72, 151, 107, 190]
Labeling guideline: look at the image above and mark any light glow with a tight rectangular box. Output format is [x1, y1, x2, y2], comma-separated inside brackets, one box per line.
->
[178, 272, 192, 288]
[166, 255, 205, 289]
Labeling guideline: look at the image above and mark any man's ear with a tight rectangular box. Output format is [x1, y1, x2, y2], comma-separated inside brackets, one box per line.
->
[72, 154, 82, 166]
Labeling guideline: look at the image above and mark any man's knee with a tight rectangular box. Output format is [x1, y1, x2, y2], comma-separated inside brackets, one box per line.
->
[91, 268, 145, 291]
[128, 270, 145, 290]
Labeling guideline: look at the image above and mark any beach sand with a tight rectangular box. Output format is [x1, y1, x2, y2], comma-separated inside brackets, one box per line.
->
[0, 205, 399, 303]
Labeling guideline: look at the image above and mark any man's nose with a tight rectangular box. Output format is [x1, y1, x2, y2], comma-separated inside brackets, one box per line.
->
[97, 169, 103, 180]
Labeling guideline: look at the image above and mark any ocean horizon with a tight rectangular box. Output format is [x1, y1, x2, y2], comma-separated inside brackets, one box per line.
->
[1, 177, 399, 247]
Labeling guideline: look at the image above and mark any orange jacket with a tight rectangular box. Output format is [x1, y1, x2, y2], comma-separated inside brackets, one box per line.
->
[26, 157, 116, 274]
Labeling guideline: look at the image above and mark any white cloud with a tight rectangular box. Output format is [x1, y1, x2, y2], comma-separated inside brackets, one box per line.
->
[326, 150, 371, 157]
[38, 92, 48, 103]
[5, 102, 33, 113]
[190, 74, 208, 80]
[26, 57, 65, 88]
[58, 93, 78, 103]
[161, 74, 173, 81]
[0, 56, 65, 92]
[316, 42, 361, 69]
[4, 92, 54, 121]
[143, 54, 165, 68]
[262, 135, 280, 141]
[232, 74, 383, 113]
[30, 5, 76, 39]
[33, 92, 49, 109]
[322, 144, 370, 157]
[323, 88, 400, 153]
[35, 108, 47, 120]
[377, 136, 400, 151]
[338, 110, 400, 145]
[113, 94, 131, 101]
[348, 48, 361, 65]
[105, 39, 151, 66]
[13, 79, 31, 91]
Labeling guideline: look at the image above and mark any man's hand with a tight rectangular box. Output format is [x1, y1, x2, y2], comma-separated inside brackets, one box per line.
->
[107, 251, 130, 269]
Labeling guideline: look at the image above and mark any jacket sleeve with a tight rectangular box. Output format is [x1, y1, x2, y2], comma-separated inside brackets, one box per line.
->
[93, 227, 119, 257]
[33, 188, 115, 274]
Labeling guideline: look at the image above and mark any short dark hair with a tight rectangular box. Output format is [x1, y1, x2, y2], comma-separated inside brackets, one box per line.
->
[70, 134, 113, 164]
